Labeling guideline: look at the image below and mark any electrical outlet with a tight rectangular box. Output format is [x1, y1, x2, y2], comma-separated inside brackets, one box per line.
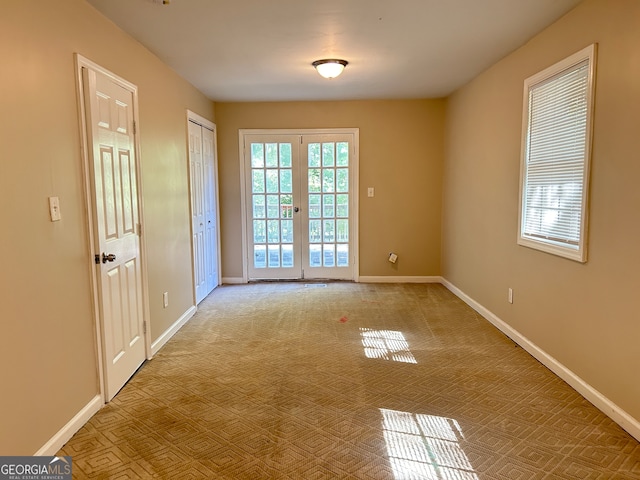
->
[508, 288, 513, 304]
[163, 292, 169, 308]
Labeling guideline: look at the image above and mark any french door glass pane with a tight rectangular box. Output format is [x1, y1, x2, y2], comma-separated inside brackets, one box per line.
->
[253, 220, 265, 243]
[252, 171, 264, 193]
[337, 142, 349, 166]
[309, 220, 321, 242]
[268, 245, 280, 267]
[308, 144, 321, 167]
[323, 244, 335, 267]
[309, 169, 321, 192]
[282, 244, 294, 267]
[266, 144, 278, 167]
[253, 195, 265, 218]
[337, 194, 348, 217]
[280, 144, 292, 167]
[310, 244, 321, 267]
[337, 169, 348, 191]
[337, 244, 349, 267]
[308, 142, 349, 269]
[323, 194, 335, 217]
[322, 143, 335, 167]
[280, 170, 292, 193]
[267, 195, 279, 218]
[251, 144, 264, 167]
[337, 219, 349, 242]
[323, 169, 335, 192]
[309, 194, 321, 218]
[282, 219, 293, 242]
[254, 245, 266, 268]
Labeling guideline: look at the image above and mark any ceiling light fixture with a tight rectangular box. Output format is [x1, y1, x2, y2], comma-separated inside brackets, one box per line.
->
[312, 59, 348, 79]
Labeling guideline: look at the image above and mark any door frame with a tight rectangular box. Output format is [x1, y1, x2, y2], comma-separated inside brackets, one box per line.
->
[74, 54, 152, 402]
[186, 110, 221, 303]
[238, 128, 360, 283]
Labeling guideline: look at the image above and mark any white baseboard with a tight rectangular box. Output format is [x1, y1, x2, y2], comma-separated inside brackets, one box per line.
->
[441, 278, 640, 443]
[223, 276, 443, 285]
[35, 394, 102, 456]
[358, 275, 443, 284]
[151, 305, 197, 356]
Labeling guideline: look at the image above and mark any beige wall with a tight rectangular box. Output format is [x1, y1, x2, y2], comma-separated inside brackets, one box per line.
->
[443, 0, 640, 421]
[215, 100, 445, 280]
[0, 0, 213, 454]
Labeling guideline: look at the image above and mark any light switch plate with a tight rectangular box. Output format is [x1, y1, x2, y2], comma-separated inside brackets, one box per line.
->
[48, 196, 61, 222]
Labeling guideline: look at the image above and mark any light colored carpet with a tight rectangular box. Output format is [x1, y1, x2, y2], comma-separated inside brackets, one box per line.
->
[59, 282, 640, 479]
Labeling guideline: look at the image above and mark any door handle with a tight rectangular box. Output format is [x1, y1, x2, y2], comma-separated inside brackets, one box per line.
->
[102, 253, 117, 264]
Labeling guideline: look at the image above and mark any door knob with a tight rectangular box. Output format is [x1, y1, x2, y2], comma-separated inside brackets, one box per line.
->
[294, 207, 299, 213]
[102, 253, 117, 263]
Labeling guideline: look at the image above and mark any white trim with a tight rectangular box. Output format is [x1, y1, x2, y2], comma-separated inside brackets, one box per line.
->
[359, 276, 442, 284]
[441, 277, 640, 443]
[74, 54, 106, 402]
[223, 276, 442, 285]
[186, 110, 215, 130]
[517, 44, 597, 263]
[238, 132, 249, 283]
[151, 306, 198, 356]
[35, 395, 102, 456]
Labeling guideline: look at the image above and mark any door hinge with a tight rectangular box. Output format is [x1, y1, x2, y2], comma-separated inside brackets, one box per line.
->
[143, 321, 147, 335]
[137, 223, 142, 236]
[133, 120, 137, 135]
[94, 254, 100, 265]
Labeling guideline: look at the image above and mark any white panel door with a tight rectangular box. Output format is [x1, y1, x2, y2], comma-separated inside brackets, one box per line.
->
[189, 120, 219, 303]
[189, 120, 207, 302]
[202, 126, 219, 294]
[84, 68, 146, 401]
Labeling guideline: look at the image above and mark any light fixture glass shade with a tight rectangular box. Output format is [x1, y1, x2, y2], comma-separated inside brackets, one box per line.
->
[312, 59, 348, 79]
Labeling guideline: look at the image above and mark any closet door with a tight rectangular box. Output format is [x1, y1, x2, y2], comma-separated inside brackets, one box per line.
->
[202, 126, 219, 294]
[189, 117, 219, 303]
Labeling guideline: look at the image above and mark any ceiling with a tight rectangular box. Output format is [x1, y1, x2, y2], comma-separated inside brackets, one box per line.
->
[85, 0, 582, 102]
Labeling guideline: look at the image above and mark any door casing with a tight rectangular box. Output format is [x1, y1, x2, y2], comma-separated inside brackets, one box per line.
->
[75, 54, 151, 402]
[239, 128, 359, 283]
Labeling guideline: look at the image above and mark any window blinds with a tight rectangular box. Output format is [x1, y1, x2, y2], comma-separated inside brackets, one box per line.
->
[521, 59, 590, 248]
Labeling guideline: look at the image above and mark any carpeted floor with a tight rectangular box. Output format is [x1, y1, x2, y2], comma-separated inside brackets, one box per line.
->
[59, 282, 640, 479]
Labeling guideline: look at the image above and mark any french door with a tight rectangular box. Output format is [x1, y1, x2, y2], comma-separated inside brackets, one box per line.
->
[242, 130, 358, 281]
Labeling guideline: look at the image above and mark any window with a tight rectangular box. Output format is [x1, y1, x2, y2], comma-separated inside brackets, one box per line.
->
[518, 44, 596, 262]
